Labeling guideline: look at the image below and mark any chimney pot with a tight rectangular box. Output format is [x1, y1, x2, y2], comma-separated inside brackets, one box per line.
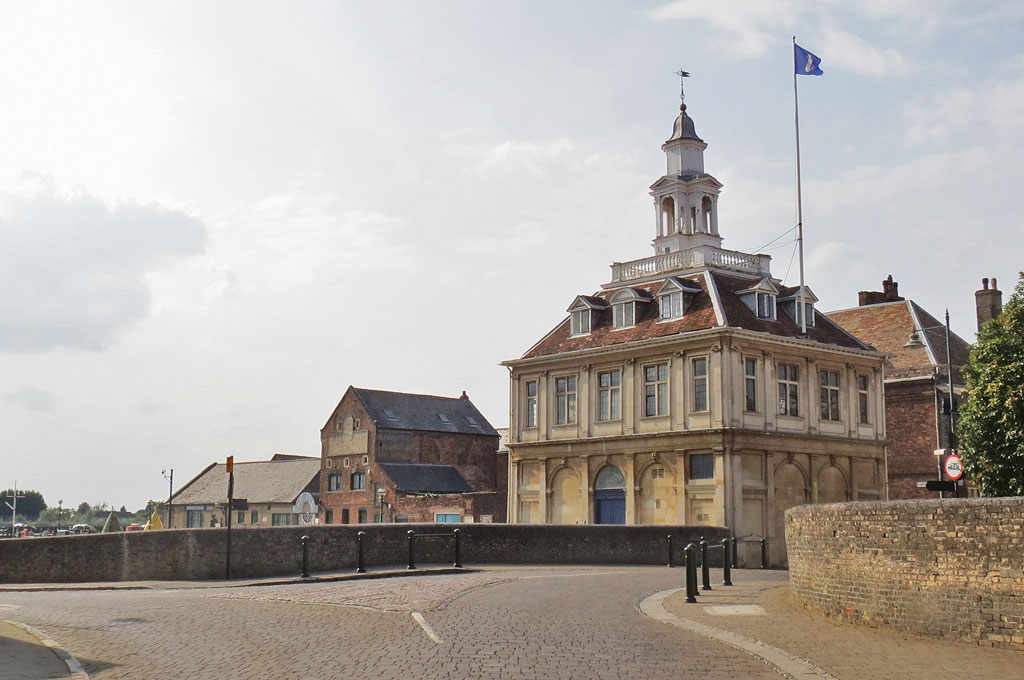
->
[982, 277, 989, 290]
[992, 277, 998, 290]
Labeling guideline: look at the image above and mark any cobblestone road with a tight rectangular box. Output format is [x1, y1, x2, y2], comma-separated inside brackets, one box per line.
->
[0, 567, 780, 680]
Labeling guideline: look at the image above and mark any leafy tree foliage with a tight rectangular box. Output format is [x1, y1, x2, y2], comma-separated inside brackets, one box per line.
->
[960, 272, 1024, 496]
[0, 489, 47, 520]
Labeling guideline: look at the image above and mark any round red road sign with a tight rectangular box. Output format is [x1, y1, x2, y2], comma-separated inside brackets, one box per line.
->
[945, 454, 963, 481]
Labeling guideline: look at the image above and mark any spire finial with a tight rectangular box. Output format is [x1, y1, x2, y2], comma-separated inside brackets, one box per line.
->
[674, 69, 690, 112]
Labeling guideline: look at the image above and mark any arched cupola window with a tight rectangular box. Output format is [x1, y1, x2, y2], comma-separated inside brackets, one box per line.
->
[566, 295, 608, 337]
[657, 277, 702, 321]
[609, 288, 651, 329]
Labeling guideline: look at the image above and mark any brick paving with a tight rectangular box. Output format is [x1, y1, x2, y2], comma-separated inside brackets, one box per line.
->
[0, 567, 776, 679]
[2, 567, 1022, 679]
[659, 570, 1024, 680]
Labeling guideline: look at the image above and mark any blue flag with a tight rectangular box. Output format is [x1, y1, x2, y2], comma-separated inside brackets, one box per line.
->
[794, 43, 823, 76]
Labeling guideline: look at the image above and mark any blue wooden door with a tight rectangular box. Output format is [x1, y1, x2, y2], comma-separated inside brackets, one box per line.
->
[594, 489, 626, 524]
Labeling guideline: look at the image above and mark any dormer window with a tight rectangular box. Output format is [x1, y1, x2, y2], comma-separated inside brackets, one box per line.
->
[737, 278, 780, 321]
[570, 309, 592, 336]
[612, 302, 635, 329]
[566, 295, 608, 337]
[778, 286, 819, 328]
[608, 288, 648, 330]
[657, 277, 702, 321]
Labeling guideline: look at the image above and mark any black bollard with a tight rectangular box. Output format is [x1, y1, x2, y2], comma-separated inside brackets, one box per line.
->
[453, 528, 462, 568]
[721, 538, 733, 586]
[407, 529, 416, 570]
[699, 538, 712, 591]
[760, 537, 768, 569]
[730, 537, 738, 569]
[356, 531, 366, 574]
[301, 535, 311, 578]
[684, 543, 698, 603]
[667, 534, 674, 568]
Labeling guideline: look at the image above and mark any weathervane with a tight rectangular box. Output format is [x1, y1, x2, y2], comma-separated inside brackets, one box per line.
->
[674, 69, 690, 111]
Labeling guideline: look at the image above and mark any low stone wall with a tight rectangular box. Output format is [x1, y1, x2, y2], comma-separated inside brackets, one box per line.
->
[787, 498, 1024, 650]
[0, 524, 727, 584]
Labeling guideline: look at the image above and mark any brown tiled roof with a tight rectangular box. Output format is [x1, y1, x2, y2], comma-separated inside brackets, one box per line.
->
[522, 271, 868, 359]
[825, 300, 970, 381]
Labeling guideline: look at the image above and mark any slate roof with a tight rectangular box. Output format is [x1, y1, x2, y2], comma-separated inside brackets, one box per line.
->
[520, 270, 869, 359]
[377, 463, 474, 494]
[172, 457, 320, 506]
[352, 388, 499, 437]
[826, 300, 971, 382]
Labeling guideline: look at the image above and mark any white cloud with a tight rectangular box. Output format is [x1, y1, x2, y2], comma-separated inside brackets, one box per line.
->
[0, 174, 206, 352]
[820, 25, 911, 77]
[647, 0, 792, 57]
[462, 138, 574, 177]
[5, 385, 56, 412]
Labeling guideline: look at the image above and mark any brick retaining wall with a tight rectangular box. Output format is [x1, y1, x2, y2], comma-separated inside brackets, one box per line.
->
[0, 524, 727, 584]
[787, 498, 1024, 650]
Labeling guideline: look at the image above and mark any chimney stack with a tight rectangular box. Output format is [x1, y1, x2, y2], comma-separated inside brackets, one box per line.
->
[858, 274, 905, 306]
[976, 276, 1003, 331]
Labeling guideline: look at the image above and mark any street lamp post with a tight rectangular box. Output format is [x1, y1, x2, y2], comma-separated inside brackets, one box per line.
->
[162, 469, 174, 528]
[905, 309, 959, 498]
[57, 499, 63, 533]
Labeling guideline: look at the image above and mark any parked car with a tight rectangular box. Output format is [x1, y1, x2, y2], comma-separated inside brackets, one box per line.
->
[70, 523, 96, 534]
[125, 524, 144, 532]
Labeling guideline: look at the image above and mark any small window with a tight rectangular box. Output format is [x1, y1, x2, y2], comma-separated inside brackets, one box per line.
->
[325, 509, 334, 525]
[250, 510, 259, 524]
[466, 416, 478, 425]
[383, 409, 398, 420]
[438, 413, 450, 423]
[744, 358, 757, 412]
[597, 370, 621, 421]
[343, 457, 350, 468]
[351, 471, 366, 491]
[237, 511, 245, 524]
[570, 309, 591, 336]
[644, 363, 669, 416]
[342, 508, 350, 524]
[778, 363, 800, 416]
[612, 302, 635, 329]
[690, 454, 714, 480]
[328, 473, 343, 491]
[757, 292, 776, 320]
[795, 302, 816, 327]
[357, 508, 367, 524]
[362, 455, 368, 464]
[651, 467, 665, 479]
[692, 357, 708, 412]
[555, 375, 577, 424]
[858, 375, 870, 424]
[524, 380, 538, 428]
[186, 509, 203, 528]
[660, 291, 683, 320]
[271, 513, 291, 526]
[435, 513, 461, 523]
[819, 370, 841, 421]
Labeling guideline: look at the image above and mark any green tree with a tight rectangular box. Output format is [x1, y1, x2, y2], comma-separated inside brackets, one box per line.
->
[959, 272, 1024, 495]
[0, 489, 47, 520]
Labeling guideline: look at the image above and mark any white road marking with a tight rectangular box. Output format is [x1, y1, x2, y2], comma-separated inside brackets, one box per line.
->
[0, 604, 21, 610]
[639, 589, 835, 680]
[704, 604, 766, 615]
[411, 611, 443, 644]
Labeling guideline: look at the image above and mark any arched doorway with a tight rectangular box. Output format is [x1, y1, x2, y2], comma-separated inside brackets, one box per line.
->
[817, 464, 848, 504]
[549, 467, 582, 524]
[594, 466, 626, 525]
[772, 461, 808, 565]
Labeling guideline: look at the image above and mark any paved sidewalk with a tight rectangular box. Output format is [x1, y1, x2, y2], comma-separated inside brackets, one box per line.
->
[659, 571, 1024, 680]
[0, 620, 74, 679]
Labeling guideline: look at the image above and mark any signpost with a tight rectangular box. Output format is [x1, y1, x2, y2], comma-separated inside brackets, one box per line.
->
[225, 456, 234, 580]
[944, 454, 963, 481]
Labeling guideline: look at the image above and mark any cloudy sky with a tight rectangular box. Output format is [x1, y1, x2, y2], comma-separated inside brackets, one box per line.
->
[2, 1, 1021, 512]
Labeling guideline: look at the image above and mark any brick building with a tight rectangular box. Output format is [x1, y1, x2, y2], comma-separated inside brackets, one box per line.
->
[319, 387, 506, 524]
[825, 276, 977, 499]
[502, 90, 887, 566]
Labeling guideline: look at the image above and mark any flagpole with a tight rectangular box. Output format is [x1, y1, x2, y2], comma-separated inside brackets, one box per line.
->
[793, 36, 807, 335]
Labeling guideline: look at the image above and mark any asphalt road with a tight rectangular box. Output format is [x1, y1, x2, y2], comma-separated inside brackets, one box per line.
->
[0, 567, 781, 680]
